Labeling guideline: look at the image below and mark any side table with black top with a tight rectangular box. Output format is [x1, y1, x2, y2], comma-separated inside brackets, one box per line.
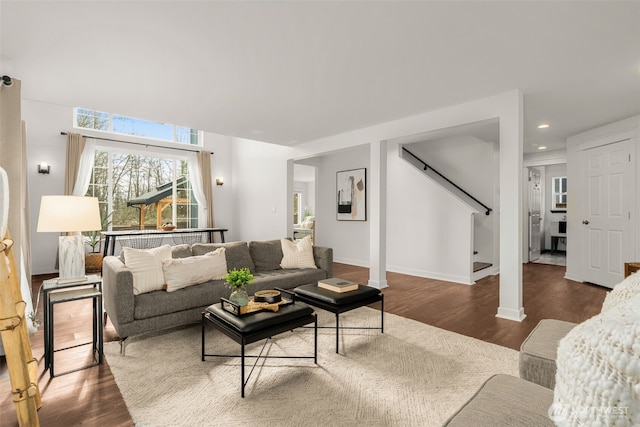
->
[42, 275, 103, 377]
[201, 299, 317, 397]
[293, 283, 384, 354]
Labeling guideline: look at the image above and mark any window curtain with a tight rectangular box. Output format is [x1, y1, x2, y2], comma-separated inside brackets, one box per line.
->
[187, 151, 215, 227]
[71, 138, 96, 196]
[0, 78, 36, 358]
[64, 132, 94, 196]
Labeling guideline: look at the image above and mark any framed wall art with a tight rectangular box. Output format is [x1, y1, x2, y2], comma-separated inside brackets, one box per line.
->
[336, 168, 366, 221]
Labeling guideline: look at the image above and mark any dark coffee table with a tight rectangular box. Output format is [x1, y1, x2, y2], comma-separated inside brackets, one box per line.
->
[201, 299, 317, 397]
[292, 283, 384, 353]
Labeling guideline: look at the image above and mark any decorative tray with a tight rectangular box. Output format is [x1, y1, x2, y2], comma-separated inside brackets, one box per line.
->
[221, 296, 293, 317]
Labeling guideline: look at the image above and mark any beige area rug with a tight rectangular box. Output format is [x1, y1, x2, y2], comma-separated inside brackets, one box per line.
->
[105, 307, 519, 427]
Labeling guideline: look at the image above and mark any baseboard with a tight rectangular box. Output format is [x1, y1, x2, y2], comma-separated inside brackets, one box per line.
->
[496, 306, 527, 322]
[386, 265, 474, 285]
[333, 257, 369, 268]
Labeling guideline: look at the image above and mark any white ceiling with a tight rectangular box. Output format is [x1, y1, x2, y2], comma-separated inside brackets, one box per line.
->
[2, 1, 639, 153]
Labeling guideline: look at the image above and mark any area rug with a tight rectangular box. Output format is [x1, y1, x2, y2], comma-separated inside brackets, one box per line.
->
[105, 307, 519, 427]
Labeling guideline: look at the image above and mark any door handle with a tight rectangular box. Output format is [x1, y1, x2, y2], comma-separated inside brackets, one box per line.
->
[582, 220, 590, 225]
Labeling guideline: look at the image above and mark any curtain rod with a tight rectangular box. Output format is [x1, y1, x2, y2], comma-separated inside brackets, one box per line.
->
[60, 132, 213, 155]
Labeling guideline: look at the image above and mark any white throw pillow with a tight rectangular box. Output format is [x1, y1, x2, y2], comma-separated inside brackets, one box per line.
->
[123, 245, 172, 295]
[163, 247, 227, 292]
[280, 236, 317, 269]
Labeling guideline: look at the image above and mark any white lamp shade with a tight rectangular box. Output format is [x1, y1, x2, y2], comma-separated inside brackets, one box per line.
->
[37, 195, 101, 233]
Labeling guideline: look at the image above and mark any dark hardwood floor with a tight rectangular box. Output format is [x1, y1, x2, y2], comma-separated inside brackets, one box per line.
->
[0, 263, 607, 426]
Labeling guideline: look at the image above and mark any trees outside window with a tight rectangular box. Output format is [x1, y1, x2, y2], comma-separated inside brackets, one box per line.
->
[86, 150, 198, 231]
[75, 108, 201, 146]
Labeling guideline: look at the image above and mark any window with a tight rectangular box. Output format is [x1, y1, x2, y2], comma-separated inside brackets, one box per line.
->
[85, 150, 198, 231]
[75, 108, 201, 146]
[551, 176, 567, 211]
[293, 192, 302, 225]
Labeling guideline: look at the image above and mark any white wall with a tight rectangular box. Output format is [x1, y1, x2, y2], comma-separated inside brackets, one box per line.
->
[23, 99, 233, 274]
[405, 135, 496, 265]
[387, 143, 476, 283]
[231, 137, 292, 242]
[315, 145, 371, 265]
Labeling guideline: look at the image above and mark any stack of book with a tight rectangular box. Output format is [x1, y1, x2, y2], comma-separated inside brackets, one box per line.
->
[317, 278, 358, 293]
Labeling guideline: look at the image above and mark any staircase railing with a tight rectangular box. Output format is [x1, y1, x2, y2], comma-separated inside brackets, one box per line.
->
[402, 147, 492, 215]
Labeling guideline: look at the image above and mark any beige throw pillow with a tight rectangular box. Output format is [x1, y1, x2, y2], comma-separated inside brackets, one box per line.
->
[163, 248, 227, 292]
[280, 236, 317, 269]
[123, 245, 172, 295]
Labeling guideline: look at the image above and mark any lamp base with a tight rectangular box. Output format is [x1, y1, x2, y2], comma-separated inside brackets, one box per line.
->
[58, 235, 86, 283]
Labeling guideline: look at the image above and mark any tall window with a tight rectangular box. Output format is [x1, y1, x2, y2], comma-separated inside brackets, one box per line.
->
[551, 176, 567, 211]
[75, 108, 201, 146]
[85, 150, 198, 230]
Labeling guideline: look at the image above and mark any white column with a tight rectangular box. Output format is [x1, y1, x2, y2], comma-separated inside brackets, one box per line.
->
[368, 140, 388, 289]
[496, 91, 526, 321]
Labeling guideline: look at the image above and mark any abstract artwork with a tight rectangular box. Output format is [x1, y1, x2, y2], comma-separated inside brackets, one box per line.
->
[336, 168, 366, 221]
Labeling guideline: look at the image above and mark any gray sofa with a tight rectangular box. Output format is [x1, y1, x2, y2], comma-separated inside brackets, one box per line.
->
[102, 239, 333, 352]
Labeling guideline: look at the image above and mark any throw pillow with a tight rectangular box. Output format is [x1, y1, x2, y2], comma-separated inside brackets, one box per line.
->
[601, 272, 640, 312]
[123, 245, 172, 295]
[280, 236, 317, 269]
[552, 293, 640, 425]
[163, 247, 227, 292]
[191, 241, 255, 273]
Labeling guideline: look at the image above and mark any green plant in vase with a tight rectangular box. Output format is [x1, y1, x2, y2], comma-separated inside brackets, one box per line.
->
[223, 268, 254, 307]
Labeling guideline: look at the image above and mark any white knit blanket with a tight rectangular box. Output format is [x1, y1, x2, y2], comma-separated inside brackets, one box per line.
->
[551, 290, 640, 426]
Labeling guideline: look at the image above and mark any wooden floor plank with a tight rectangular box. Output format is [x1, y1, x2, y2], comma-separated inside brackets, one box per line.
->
[0, 263, 607, 426]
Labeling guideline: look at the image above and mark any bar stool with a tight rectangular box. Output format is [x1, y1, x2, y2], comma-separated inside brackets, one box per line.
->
[48, 287, 103, 377]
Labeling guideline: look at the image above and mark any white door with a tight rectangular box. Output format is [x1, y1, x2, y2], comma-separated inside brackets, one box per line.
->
[528, 168, 542, 261]
[579, 139, 633, 288]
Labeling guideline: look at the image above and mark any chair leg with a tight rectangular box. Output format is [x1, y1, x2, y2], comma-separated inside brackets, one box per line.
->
[119, 337, 128, 356]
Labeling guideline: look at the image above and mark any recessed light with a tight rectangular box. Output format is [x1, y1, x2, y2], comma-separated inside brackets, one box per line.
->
[537, 146, 547, 150]
[537, 124, 550, 129]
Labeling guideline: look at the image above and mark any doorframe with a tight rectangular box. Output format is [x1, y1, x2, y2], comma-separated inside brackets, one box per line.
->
[527, 167, 543, 262]
[565, 115, 640, 283]
[522, 155, 567, 263]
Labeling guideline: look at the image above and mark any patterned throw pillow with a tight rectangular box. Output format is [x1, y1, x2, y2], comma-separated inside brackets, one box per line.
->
[162, 248, 227, 292]
[280, 236, 317, 269]
[123, 245, 172, 295]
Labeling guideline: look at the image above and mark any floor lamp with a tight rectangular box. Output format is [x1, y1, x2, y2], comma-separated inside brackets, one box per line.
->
[37, 196, 101, 284]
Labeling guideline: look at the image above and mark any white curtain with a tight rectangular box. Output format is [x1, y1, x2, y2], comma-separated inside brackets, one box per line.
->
[72, 138, 96, 196]
[187, 151, 214, 227]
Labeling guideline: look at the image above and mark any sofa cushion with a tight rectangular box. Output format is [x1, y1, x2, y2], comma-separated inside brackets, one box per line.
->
[192, 241, 255, 273]
[249, 239, 283, 272]
[123, 245, 172, 295]
[519, 319, 577, 389]
[163, 247, 227, 292]
[280, 236, 317, 269]
[134, 279, 226, 319]
[252, 268, 327, 289]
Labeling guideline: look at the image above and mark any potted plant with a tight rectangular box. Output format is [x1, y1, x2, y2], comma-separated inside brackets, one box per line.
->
[83, 210, 112, 273]
[223, 268, 254, 307]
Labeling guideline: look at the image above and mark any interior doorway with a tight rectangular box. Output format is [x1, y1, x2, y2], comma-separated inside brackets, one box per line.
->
[524, 161, 568, 267]
[528, 168, 542, 262]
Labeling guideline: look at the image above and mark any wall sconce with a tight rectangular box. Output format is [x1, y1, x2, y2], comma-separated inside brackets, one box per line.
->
[38, 162, 50, 174]
[216, 177, 224, 186]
